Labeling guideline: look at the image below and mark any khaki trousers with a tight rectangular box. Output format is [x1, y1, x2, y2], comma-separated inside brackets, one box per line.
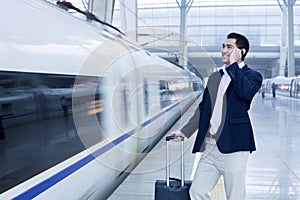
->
[189, 138, 249, 200]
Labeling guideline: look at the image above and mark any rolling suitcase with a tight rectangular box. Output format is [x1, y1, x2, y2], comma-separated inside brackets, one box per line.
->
[154, 136, 192, 200]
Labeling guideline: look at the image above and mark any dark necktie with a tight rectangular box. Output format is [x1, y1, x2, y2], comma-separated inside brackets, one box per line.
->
[219, 69, 224, 77]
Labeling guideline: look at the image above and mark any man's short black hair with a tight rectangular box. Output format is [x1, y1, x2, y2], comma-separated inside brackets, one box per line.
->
[227, 32, 249, 61]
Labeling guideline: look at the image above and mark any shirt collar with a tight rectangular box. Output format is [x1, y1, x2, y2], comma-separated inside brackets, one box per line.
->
[238, 61, 245, 69]
[219, 61, 245, 73]
[220, 65, 226, 72]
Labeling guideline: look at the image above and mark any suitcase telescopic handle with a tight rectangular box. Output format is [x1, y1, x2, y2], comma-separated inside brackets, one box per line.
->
[166, 136, 185, 187]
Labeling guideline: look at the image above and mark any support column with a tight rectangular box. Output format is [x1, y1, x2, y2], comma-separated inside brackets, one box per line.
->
[276, 0, 296, 77]
[120, 0, 137, 42]
[89, 0, 115, 24]
[287, 0, 296, 77]
[279, 8, 287, 76]
[177, 0, 194, 68]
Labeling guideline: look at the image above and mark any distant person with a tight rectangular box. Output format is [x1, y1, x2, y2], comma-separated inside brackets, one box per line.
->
[260, 84, 266, 98]
[60, 96, 68, 116]
[170, 32, 262, 200]
[272, 82, 276, 98]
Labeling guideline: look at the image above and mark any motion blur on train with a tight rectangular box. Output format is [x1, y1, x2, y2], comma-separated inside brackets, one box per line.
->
[263, 76, 300, 98]
[0, 0, 204, 199]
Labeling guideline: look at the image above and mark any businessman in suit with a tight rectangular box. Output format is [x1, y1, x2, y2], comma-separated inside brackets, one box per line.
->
[171, 32, 262, 200]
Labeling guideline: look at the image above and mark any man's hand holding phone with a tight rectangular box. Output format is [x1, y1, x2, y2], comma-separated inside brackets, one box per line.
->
[229, 48, 243, 65]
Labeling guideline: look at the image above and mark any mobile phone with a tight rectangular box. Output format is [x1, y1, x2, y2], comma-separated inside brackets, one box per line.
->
[241, 49, 245, 57]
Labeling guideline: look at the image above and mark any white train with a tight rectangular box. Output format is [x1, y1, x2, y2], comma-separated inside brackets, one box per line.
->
[0, 0, 203, 199]
[263, 76, 300, 98]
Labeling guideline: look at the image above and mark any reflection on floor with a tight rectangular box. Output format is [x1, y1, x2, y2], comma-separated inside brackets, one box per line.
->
[247, 95, 300, 200]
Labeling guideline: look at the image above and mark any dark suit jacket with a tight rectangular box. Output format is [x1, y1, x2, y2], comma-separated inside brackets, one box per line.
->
[181, 62, 262, 154]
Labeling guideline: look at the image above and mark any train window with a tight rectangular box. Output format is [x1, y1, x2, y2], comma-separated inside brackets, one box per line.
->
[1, 103, 12, 115]
[159, 76, 202, 109]
[144, 79, 149, 116]
[0, 73, 16, 88]
[0, 71, 105, 193]
[159, 80, 179, 108]
[296, 79, 300, 98]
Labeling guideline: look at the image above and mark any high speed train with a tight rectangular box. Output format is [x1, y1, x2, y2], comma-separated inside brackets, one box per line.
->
[263, 76, 300, 98]
[0, 0, 203, 199]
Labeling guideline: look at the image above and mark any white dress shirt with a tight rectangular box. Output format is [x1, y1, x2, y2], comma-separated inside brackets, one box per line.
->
[208, 62, 245, 135]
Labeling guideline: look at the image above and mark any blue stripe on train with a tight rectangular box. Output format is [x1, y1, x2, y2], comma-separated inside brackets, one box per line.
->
[12, 129, 136, 200]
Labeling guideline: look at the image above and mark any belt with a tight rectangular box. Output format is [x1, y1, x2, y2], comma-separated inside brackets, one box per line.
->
[206, 132, 217, 140]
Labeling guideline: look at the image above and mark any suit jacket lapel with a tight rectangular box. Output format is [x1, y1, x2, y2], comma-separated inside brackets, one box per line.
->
[207, 71, 222, 111]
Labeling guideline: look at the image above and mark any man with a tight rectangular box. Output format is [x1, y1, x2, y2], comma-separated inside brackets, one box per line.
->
[272, 82, 276, 98]
[171, 32, 262, 200]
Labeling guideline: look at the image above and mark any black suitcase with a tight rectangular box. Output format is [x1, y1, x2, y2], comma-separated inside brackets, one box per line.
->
[154, 136, 192, 200]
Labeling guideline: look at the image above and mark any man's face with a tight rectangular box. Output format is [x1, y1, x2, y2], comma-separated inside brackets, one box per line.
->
[222, 38, 238, 66]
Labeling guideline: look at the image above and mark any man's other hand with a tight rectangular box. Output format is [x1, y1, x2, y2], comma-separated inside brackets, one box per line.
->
[169, 131, 186, 142]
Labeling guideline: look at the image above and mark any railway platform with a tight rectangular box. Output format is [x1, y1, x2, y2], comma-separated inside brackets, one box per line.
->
[108, 94, 300, 200]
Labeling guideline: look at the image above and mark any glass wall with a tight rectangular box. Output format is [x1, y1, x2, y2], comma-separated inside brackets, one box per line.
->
[113, 0, 300, 48]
